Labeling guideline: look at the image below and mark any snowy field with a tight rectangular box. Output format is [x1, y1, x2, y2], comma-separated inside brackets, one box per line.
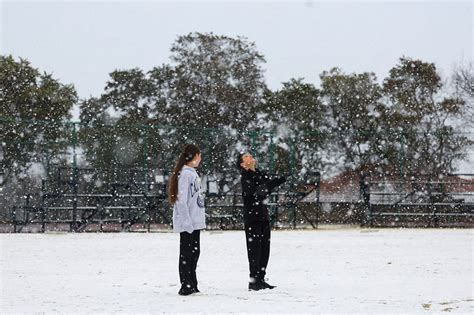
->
[0, 229, 472, 314]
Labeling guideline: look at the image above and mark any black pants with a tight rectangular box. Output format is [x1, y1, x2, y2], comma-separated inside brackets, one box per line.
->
[179, 230, 200, 290]
[244, 221, 271, 283]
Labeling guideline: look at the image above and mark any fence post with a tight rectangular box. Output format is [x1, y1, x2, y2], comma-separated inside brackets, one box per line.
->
[360, 173, 371, 226]
[398, 130, 406, 182]
[71, 122, 79, 232]
[268, 133, 275, 173]
[12, 206, 17, 233]
[249, 130, 257, 157]
[143, 124, 150, 193]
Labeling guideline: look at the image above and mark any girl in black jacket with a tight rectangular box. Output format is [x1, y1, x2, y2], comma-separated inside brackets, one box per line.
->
[237, 152, 286, 291]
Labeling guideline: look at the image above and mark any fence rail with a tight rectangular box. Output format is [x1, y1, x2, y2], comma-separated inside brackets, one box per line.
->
[1, 117, 473, 231]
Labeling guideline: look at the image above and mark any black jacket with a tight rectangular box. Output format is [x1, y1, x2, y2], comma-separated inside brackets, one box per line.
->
[240, 168, 286, 223]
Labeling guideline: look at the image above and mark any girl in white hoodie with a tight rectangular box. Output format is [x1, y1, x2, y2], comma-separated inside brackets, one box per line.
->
[167, 144, 206, 296]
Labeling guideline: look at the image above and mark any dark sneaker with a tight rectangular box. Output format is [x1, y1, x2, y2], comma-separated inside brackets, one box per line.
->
[248, 282, 263, 291]
[260, 281, 276, 289]
[178, 286, 195, 296]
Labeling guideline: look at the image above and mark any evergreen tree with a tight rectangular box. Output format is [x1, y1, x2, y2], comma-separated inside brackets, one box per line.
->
[320, 68, 383, 172]
[382, 57, 468, 175]
[262, 79, 326, 175]
[0, 55, 77, 187]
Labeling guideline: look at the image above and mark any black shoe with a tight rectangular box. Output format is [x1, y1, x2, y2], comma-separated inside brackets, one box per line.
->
[178, 286, 195, 296]
[248, 282, 263, 291]
[260, 280, 276, 289]
[193, 287, 200, 293]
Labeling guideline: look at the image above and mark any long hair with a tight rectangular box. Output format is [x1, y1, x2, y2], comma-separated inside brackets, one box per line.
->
[236, 152, 245, 169]
[167, 144, 201, 205]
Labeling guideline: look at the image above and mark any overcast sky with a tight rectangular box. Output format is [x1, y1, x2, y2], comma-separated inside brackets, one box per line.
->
[1, 0, 472, 104]
[1, 0, 473, 172]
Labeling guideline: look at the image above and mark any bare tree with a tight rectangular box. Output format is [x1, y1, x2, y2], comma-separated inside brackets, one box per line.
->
[452, 61, 474, 125]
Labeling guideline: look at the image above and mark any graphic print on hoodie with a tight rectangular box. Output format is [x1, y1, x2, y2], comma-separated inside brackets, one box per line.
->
[172, 165, 206, 233]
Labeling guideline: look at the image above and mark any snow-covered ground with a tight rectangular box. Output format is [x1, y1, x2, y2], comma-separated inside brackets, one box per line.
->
[0, 229, 472, 314]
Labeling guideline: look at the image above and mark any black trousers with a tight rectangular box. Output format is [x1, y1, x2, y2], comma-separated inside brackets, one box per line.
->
[179, 230, 200, 290]
[244, 221, 271, 282]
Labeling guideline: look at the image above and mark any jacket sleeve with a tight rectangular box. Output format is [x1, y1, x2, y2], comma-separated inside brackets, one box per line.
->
[266, 176, 287, 191]
[256, 173, 286, 198]
[175, 172, 194, 233]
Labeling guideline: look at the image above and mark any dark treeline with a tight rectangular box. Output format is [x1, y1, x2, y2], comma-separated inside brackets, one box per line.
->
[1, 32, 473, 207]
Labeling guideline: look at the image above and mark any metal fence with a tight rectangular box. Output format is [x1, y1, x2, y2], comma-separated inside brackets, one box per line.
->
[1, 117, 473, 231]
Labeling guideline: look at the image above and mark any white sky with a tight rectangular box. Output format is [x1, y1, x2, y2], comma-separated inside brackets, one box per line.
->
[0, 0, 473, 172]
[1, 0, 472, 103]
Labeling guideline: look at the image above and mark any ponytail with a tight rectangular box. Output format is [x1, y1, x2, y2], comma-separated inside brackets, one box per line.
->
[167, 144, 201, 204]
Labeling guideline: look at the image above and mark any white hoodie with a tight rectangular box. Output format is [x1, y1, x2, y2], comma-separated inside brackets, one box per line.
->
[172, 165, 206, 233]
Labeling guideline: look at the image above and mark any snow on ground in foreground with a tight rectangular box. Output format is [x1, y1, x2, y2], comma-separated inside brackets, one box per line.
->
[0, 229, 472, 314]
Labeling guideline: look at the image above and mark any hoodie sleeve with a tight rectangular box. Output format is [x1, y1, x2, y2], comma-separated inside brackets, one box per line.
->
[175, 172, 194, 233]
